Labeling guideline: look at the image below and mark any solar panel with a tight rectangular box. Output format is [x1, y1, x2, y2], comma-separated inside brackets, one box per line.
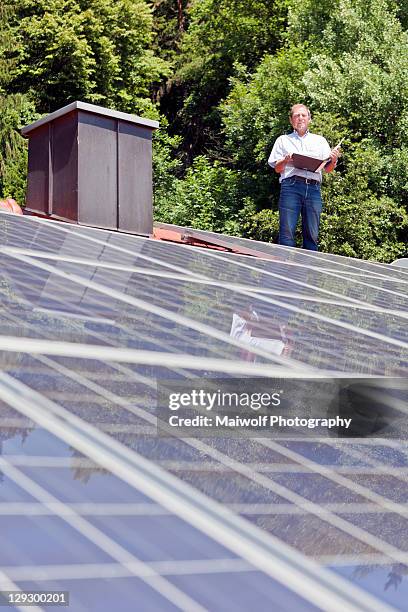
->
[155, 221, 408, 282]
[0, 211, 406, 610]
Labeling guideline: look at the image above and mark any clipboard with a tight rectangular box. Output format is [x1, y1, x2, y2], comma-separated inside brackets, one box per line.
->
[291, 139, 343, 173]
[292, 153, 331, 173]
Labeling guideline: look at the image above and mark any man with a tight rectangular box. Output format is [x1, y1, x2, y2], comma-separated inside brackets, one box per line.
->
[268, 104, 340, 251]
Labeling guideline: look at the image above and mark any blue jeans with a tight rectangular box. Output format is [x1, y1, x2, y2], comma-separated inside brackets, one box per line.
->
[278, 178, 323, 251]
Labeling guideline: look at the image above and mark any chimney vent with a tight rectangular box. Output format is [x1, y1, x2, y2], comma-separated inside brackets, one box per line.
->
[22, 101, 159, 235]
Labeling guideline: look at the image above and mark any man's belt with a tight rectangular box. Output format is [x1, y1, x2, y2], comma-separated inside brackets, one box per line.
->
[284, 175, 321, 186]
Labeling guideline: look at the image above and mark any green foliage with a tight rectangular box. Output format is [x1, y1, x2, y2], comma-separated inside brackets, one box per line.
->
[388, 148, 408, 201]
[320, 140, 408, 261]
[151, 0, 189, 63]
[0, 0, 169, 202]
[320, 195, 408, 262]
[288, 0, 408, 148]
[168, 0, 289, 155]
[219, 47, 309, 211]
[0, 2, 38, 202]
[6, 0, 170, 113]
[222, 47, 309, 168]
[154, 156, 243, 234]
[152, 117, 183, 211]
[239, 200, 280, 243]
[288, 0, 401, 53]
[180, 0, 288, 80]
[0, 95, 38, 202]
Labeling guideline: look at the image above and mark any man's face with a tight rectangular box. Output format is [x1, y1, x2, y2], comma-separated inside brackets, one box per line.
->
[289, 105, 311, 136]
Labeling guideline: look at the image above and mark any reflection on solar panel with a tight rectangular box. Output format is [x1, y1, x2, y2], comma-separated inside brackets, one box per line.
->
[0, 211, 406, 611]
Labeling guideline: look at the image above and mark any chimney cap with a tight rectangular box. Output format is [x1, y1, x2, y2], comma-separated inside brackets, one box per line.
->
[21, 100, 159, 136]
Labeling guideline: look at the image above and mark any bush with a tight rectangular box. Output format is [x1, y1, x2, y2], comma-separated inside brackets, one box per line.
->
[0, 94, 38, 203]
[154, 155, 243, 234]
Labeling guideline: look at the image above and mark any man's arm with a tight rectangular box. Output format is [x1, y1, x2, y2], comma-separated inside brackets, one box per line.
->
[274, 153, 293, 174]
[324, 144, 341, 173]
[268, 136, 292, 174]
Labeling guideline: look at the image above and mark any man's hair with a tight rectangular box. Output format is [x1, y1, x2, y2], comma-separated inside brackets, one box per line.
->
[289, 104, 311, 119]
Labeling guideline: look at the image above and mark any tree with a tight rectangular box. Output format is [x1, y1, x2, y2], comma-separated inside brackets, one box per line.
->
[0, 2, 37, 202]
[151, 0, 190, 63]
[6, 0, 170, 114]
[162, 0, 289, 158]
[1, 0, 172, 202]
[153, 154, 243, 234]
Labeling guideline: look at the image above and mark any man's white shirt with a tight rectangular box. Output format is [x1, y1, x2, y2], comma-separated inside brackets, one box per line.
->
[268, 131, 331, 183]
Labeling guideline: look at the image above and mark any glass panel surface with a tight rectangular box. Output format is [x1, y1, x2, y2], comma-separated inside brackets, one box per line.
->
[0, 214, 405, 610]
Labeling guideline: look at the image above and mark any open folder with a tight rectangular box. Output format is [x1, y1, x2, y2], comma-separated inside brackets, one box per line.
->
[291, 140, 343, 173]
[291, 153, 331, 173]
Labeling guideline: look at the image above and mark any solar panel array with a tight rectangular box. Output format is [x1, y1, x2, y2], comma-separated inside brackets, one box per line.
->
[0, 212, 406, 611]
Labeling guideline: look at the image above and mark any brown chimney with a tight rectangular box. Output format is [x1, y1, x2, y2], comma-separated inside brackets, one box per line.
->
[22, 101, 159, 236]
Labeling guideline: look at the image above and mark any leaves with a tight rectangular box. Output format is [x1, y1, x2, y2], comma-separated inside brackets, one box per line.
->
[154, 155, 242, 234]
[6, 0, 170, 113]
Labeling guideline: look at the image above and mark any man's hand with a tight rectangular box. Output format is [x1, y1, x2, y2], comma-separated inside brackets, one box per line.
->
[274, 153, 293, 174]
[330, 147, 341, 163]
[325, 147, 341, 173]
